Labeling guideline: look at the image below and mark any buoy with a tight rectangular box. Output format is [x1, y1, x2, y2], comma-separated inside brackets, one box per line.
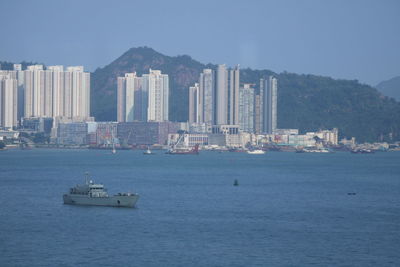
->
[234, 179, 239, 186]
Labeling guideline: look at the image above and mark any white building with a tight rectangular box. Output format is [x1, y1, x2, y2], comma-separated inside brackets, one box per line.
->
[168, 133, 209, 147]
[199, 69, 214, 126]
[228, 65, 240, 125]
[263, 76, 278, 134]
[142, 69, 169, 122]
[188, 83, 200, 124]
[215, 64, 240, 126]
[117, 72, 143, 122]
[117, 70, 169, 123]
[0, 74, 18, 128]
[239, 84, 255, 133]
[215, 64, 228, 125]
[23, 65, 90, 120]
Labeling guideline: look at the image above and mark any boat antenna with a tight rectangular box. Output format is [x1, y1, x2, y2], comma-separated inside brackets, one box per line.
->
[85, 172, 90, 184]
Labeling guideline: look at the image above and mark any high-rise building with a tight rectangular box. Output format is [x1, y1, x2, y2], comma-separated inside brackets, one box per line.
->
[0, 74, 18, 128]
[117, 76, 126, 123]
[239, 84, 255, 133]
[215, 64, 228, 125]
[0, 65, 25, 122]
[263, 76, 278, 134]
[117, 70, 169, 123]
[66, 66, 90, 119]
[254, 94, 261, 134]
[199, 69, 213, 125]
[117, 73, 143, 122]
[228, 65, 240, 125]
[188, 83, 200, 123]
[23, 65, 90, 120]
[142, 69, 169, 122]
[24, 65, 43, 117]
[255, 78, 264, 134]
[47, 66, 64, 118]
[214, 64, 240, 126]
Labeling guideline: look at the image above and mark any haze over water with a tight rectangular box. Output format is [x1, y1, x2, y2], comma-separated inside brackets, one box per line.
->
[1, 149, 399, 266]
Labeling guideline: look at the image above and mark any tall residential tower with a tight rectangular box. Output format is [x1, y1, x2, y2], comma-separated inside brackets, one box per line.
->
[263, 76, 278, 134]
[117, 70, 169, 123]
[0, 74, 18, 128]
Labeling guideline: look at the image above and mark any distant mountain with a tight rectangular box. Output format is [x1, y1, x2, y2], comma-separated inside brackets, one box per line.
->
[376, 76, 400, 101]
[91, 47, 211, 122]
[91, 47, 400, 142]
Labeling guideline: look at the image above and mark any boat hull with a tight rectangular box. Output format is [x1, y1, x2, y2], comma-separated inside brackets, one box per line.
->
[63, 194, 139, 208]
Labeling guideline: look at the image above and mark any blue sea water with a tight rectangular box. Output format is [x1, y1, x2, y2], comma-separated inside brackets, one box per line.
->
[0, 149, 399, 267]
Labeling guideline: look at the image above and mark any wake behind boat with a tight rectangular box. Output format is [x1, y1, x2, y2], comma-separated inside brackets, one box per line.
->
[63, 173, 139, 208]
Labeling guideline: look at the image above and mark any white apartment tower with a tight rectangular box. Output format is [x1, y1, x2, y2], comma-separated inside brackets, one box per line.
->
[66, 66, 90, 118]
[0, 74, 18, 128]
[23, 65, 90, 120]
[239, 84, 255, 133]
[48, 66, 64, 118]
[199, 69, 214, 125]
[214, 64, 240, 126]
[188, 83, 200, 123]
[142, 69, 169, 122]
[228, 65, 240, 125]
[263, 76, 278, 134]
[117, 72, 143, 122]
[215, 64, 228, 125]
[0, 64, 25, 122]
[117, 70, 169, 122]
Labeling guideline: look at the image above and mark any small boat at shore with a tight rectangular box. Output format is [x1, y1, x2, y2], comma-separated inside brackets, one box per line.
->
[351, 148, 374, 154]
[143, 147, 155, 155]
[247, 149, 265, 155]
[166, 144, 199, 155]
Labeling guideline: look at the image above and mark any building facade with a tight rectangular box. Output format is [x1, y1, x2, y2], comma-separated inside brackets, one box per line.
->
[239, 84, 255, 133]
[263, 76, 278, 134]
[23, 65, 90, 120]
[117, 73, 143, 122]
[228, 65, 240, 125]
[0, 74, 18, 128]
[200, 69, 214, 126]
[188, 83, 200, 124]
[142, 69, 169, 122]
[117, 121, 178, 146]
[117, 70, 169, 123]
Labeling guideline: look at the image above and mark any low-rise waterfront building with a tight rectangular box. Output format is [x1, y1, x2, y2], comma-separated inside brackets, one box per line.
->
[168, 133, 209, 147]
[55, 122, 88, 145]
[117, 121, 178, 146]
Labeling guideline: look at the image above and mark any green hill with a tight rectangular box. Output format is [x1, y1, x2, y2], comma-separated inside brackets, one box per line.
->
[91, 47, 209, 122]
[91, 47, 400, 142]
[376, 76, 400, 101]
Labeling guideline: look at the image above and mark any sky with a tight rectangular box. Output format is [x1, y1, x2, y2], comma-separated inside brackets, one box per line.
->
[0, 0, 399, 85]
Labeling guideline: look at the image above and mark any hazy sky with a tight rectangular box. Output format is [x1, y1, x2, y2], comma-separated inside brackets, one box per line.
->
[1, 0, 399, 85]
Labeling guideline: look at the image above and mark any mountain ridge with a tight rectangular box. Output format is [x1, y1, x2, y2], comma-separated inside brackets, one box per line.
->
[80, 46, 400, 142]
[376, 76, 400, 101]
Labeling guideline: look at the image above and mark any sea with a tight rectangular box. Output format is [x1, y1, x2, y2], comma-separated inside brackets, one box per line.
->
[0, 149, 399, 267]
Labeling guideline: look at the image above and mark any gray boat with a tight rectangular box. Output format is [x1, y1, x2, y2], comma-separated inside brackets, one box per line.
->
[63, 174, 139, 208]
